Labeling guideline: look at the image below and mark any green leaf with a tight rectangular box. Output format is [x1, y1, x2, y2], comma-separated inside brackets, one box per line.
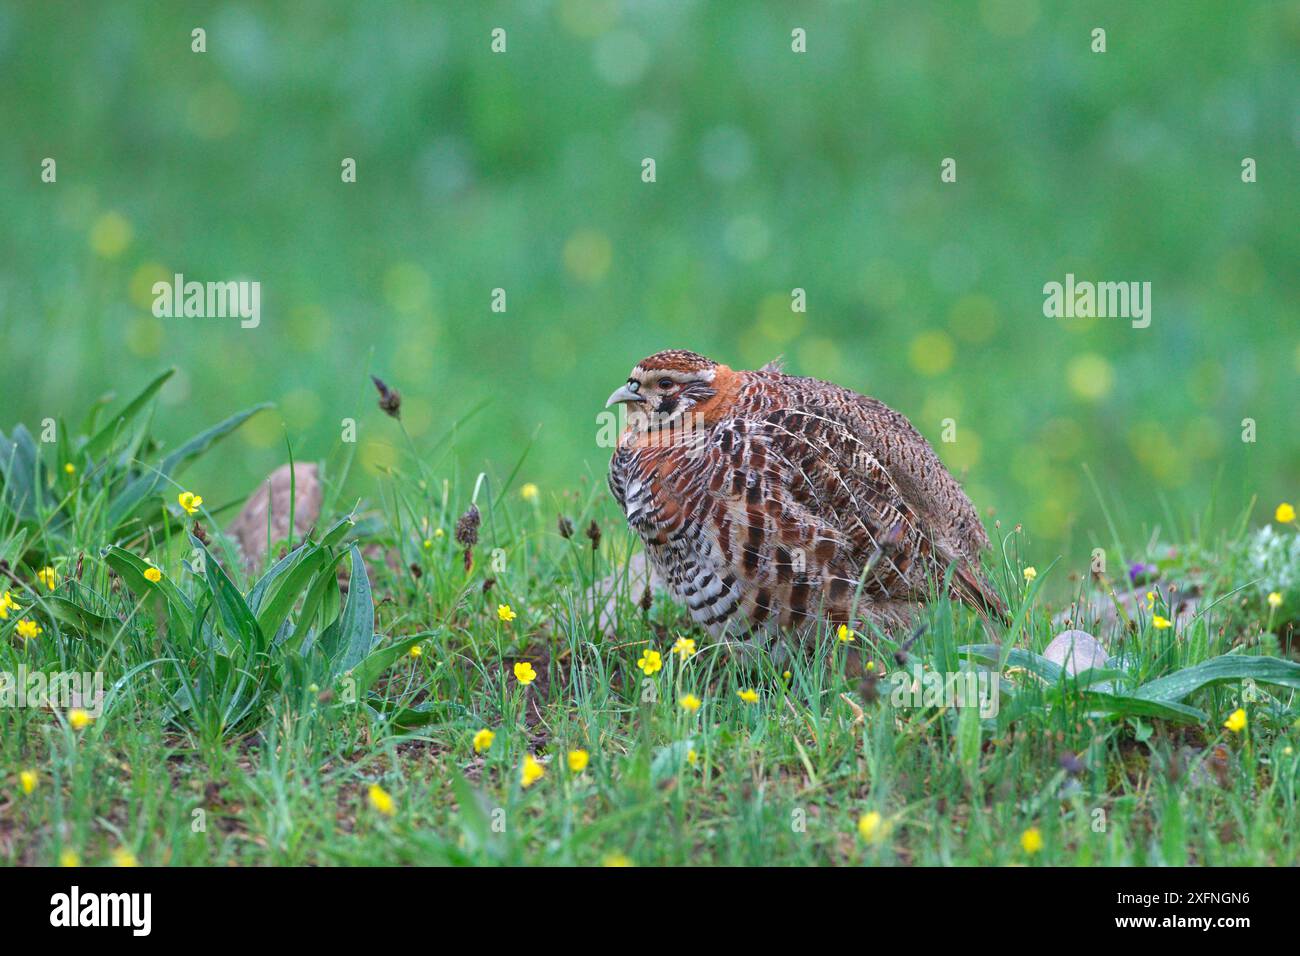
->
[959, 643, 1124, 689]
[0, 425, 47, 521]
[1161, 791, 1187, 866]
[108, 403, 272, 529]
[960, 644, 1064, 683]
[286, 551, 346, 654]
[1135, 654, 1300, 703]
[317, 515, 356, 550]
[352, 631, 437, 694]
[1074, 691, 1206, 724]
[450, 772, 495, 854]
[956, 702, 982, 780]
[191, 535, 264, 655]
[43, 595, 119, 640]
[335, 545, 376, 675]
[102, 545, 195, 637]
[651, 739, 698, 785]
[83, 368, 174, 460]
[252, 545, 329, 643]
[369, 697, 464, 730]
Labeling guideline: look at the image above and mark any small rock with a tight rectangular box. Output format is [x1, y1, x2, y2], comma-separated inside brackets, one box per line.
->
[1042, 629, 1110, 675]
[228, 463, 322, 570]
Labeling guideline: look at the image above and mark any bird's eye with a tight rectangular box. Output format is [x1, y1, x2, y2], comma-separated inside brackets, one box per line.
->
[627, 380, 640, 393]
[658, 378, 674, 389]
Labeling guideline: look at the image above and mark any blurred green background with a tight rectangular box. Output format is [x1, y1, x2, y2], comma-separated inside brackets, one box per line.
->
[2, 0, 1296, 560]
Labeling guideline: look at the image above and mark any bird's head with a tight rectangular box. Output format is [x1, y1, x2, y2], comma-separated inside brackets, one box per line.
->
[605, 350, 724, 428]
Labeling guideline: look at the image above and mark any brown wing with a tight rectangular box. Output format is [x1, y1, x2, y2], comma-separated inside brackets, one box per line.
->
[772, 379, 992, 562]
[703, 406, 1005, 625]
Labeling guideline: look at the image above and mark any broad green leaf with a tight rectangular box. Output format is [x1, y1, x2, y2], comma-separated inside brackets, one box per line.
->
[318, 515, 356, 550]
[191, 535, 264, 655]
[108, 403, 272, 528]
[335, 545, 376, 674]
[352, 631, 437, 694]
[83, 368, 174, 460]
[651, 739, 698, 785]
[286, 551, 346, 654]
[450, 772, 494, 853]
[43, 595, 119, 640]
[1074, 691, 1206, 724]
[0, 425, 47, 521]
[369, 698, 465, 731]
[257, 548, 329, 645]
[102, 545, 195, 637]
[959, 643, 1124, 689]
[1135, 654, 1300, 703]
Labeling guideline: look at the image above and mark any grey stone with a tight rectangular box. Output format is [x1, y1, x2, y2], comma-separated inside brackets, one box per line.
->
[1042, 629, 1110, 675]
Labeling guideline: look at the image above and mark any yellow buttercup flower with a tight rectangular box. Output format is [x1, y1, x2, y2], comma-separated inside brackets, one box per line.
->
[472, 728, 496, 753]
[368, 783, 396, 816]
[144, 567, 163, 583]
[58, 849, 80, 867]
[422, 538, 433, 550]
[111, 847, 139, 868]
[686, 748, 698, 766]
[1223, 708, 1247, 733]
[409, 644, 423, 658]
[671, 636, 696, 659]
[63, 462, 76, 475]
[567, 749, 589, 773]
[737, 688, 759, 704]
[37, 567, 57, 590]
[521, 754, 545, 788]
[603, 853, 633, 867]
[637, 648, 663, 676]
[434, 528, 445, 538]
[19, 770, 38, 795]
[15, 619, 42, 640]
[497, 604, 517, 623]
[1022, 566, 1037, 582]
[1020, 827, 1043, 855]
[679, 693, 702, 713]
[1152, 615, 1172, 630]
[1268, 592, 1283, 609]
[68, 709, 92, 730]
[1276, 502, 1296, 524]
[520, 483, 539, 501]
[0, 591, 20, 619]
[837, 623, 855, 643]
[514, 661, 537, 685]
[178, 491, 203, 515]
[857, 811, 883, 843]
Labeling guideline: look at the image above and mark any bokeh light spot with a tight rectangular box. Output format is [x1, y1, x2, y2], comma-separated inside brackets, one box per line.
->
[89, 212, 132, 259]
[1066, 353, 1114, 401]
[908, 331, 955, 377]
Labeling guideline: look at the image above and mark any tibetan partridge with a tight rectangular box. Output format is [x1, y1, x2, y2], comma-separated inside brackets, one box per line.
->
[605, 350, 1006, 638]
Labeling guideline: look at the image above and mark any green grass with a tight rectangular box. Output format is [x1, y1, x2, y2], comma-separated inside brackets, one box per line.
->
[3, 394, 1298, 867]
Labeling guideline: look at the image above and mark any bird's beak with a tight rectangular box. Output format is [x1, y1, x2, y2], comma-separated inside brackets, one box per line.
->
[605, 385, 644, 408]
